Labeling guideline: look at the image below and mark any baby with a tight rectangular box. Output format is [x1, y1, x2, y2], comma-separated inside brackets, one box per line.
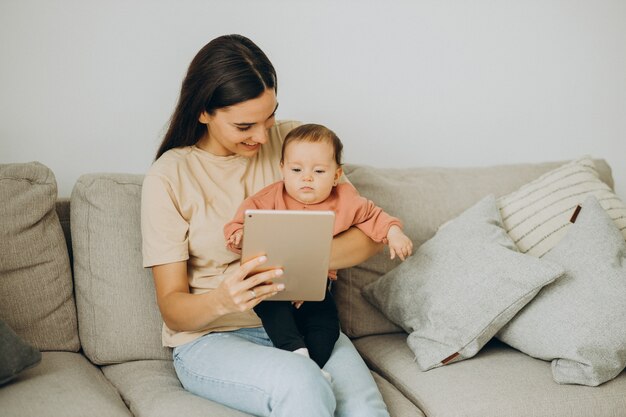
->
[224, 123, 412, 377]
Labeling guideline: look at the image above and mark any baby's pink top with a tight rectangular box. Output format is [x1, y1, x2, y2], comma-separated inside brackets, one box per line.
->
[223, 181, 402, 279]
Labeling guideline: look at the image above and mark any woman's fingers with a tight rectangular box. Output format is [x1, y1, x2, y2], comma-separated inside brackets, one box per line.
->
[243, 283, 283, 309]
[224, 255, 268, 284]
[218, 255, 286, 313]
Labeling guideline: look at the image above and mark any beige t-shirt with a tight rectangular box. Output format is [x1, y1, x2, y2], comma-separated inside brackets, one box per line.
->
[141, 120, 300, 347]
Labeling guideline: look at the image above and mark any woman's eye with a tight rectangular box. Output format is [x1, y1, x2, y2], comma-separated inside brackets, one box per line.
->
[237, 126, 251, 132]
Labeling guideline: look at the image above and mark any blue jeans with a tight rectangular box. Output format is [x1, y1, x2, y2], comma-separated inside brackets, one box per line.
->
[173, 327, 390, 417]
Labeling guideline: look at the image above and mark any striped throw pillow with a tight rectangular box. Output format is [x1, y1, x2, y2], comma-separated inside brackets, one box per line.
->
[497, 157, 626, 257]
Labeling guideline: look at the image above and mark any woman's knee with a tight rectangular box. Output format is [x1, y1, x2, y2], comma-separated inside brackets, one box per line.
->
[270, 355, 336, 414]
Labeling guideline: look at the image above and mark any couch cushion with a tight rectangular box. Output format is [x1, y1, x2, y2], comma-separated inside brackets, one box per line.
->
[102, 360, 252, 417]
[102, 359, 425, 417]
[363, 195, 563, 370]
[498, 157, 626, 257]
[71, 174, 170, 364]
[498, 196, 626, 386]
[0, 162, 79, 351]
[354, 333, 626, 417]
[336, 159, 614, 338]
[371, 371, 426, 417]
[0, 351, 131, 417]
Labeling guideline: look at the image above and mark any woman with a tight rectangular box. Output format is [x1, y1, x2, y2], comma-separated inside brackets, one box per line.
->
[141, 34, 389, 417]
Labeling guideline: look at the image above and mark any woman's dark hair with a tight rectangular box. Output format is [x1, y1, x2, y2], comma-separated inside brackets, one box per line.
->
[155, 34, 277, 160]
[281, 124, 344, 166]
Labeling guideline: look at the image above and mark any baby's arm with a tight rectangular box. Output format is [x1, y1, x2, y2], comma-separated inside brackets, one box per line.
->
[224, 199, 259, 254]
[339, 184, 413, 260]
[386, 225, 413, 261]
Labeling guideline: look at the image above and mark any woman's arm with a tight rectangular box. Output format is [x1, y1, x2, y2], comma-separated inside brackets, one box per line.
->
[152, 257, 285, 332]
[329, 227, 383, 270]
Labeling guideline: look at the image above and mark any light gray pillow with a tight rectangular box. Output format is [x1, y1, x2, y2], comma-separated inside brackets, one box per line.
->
[362, 195, 564, 371]
[497, 195, 626, 386]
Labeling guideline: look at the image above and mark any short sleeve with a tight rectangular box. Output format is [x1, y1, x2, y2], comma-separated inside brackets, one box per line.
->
[141, 174, 190, 268]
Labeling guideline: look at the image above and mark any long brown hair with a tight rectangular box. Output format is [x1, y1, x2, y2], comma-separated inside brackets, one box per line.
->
[155, 35, 277, 160]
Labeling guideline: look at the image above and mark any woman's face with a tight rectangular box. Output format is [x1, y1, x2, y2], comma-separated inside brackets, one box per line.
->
[198, 88, 278, 157]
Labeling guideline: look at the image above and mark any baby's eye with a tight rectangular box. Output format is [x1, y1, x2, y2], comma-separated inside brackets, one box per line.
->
[315, 170, 326, 174]
[291, 168, 301, 173]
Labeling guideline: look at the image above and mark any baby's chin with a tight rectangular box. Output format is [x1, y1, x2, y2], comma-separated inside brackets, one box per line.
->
[293, 193, 331, 205]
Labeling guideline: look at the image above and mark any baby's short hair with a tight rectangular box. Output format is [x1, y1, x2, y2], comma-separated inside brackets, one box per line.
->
[281, 124, 343, 166]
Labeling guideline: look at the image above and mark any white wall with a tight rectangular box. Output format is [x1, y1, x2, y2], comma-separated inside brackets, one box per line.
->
[1, 0, 624, 198]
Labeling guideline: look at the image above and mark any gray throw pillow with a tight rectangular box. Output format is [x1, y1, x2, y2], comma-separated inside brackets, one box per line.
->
[362, 195, 564, 371]
[497, 195, 626, 386]
[0, 319, 41, 385]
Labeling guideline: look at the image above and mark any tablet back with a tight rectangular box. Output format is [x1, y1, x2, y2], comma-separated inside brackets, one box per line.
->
[241, 210, 335, 301]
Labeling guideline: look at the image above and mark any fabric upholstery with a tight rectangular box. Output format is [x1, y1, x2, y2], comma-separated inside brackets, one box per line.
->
[102, 360, 250, 417]
[335, 159, 614, 338]
[362, 195, 563, 370]
[0, 319, 41, 385]
[498, 196, 626, 386]
[498, 157, 626, 257]
[102, 359, 424, 417]
[354, 333, 626, 417]
[0, 162, 79, 351]
[0, 352, 131, 417]
[55, 198, 72, 263]
[371, 371, 426, 417]
[71, 173, 170, 364]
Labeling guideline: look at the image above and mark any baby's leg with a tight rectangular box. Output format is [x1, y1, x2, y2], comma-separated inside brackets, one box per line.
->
[254, 301, 306, 352]
[294, 290, 340, 368]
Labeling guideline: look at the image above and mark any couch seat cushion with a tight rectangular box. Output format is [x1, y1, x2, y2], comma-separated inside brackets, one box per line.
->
[0, 352, 131, 417]
[102, 359, 424, 417]
[371, 371, 426, 417]
[102, 359, 259, 417]
[353, 333, 626, 417]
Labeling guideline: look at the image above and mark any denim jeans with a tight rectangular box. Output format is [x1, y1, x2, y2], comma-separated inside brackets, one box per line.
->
[173, 327, 390, 417]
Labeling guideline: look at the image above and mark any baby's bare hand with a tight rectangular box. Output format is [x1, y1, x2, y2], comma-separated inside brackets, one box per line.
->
[226, 231, 244, 249]
[387, 226, 413, 261]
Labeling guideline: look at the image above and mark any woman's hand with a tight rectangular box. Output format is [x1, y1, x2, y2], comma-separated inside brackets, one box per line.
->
[152, 256, 284, 332]
[215, 255, 285, 314]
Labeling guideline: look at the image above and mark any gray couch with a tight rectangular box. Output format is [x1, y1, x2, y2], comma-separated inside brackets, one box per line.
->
[1, 159, 625, 417]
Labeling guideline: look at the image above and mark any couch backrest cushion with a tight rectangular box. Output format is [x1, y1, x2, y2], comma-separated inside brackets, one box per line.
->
[336, 159, 614, 338]
[71, 174, 171, 364]
[0, 162, 80, 351]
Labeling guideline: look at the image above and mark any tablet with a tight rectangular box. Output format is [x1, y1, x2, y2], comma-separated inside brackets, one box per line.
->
[241, 209, 335, 301]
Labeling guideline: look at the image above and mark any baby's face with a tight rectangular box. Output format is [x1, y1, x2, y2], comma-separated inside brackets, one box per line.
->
[280, 140, 342, 205]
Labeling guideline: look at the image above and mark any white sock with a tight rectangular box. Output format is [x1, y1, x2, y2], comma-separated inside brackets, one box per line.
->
[293, 348, 331, 383]
[321, 369, 332, 383]
[293, 347, 310, 358]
